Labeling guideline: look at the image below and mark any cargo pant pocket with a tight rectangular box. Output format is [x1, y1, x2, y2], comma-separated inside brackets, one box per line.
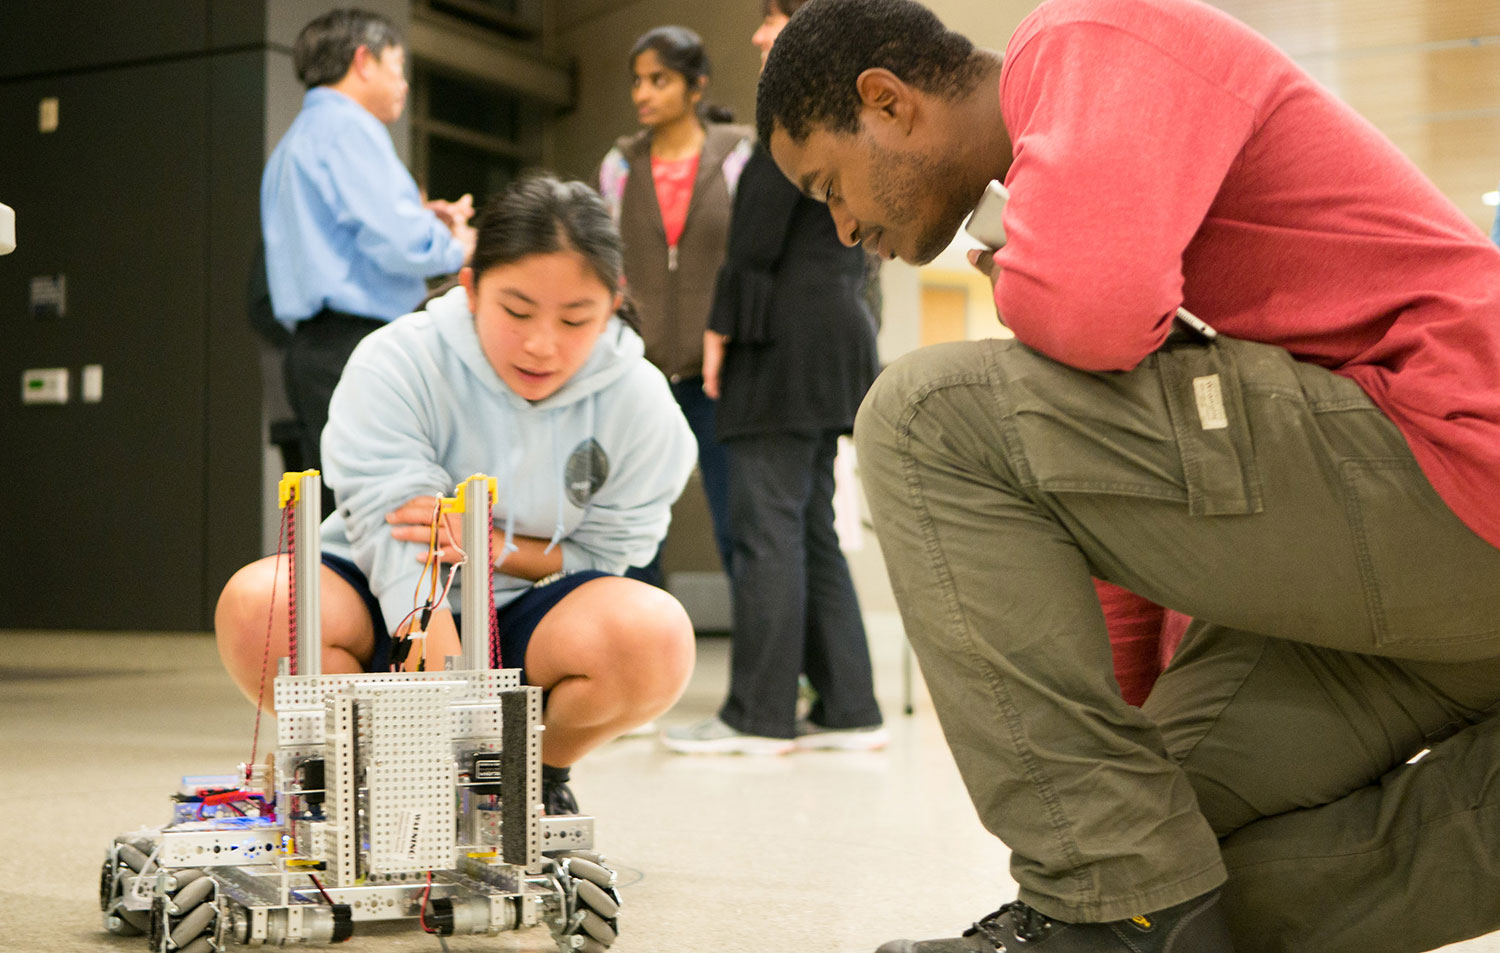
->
[1155, 340, 1263, 517]
[1342, 456, 1500, 650]
[999, 338, 1262, 516]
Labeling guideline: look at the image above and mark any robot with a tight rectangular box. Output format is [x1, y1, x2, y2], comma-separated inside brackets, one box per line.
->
[99, 471, 622, 952]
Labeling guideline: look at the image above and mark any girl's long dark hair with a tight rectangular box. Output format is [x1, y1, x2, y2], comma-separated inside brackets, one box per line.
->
[469, 174, 641, 333]
[629, 25, 735, 124]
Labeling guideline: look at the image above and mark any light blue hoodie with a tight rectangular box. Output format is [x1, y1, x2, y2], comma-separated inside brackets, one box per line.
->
[321, 285, 696, 634]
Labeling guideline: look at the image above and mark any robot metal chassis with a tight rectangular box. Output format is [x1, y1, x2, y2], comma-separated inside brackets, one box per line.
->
[99, 473, 620, 953]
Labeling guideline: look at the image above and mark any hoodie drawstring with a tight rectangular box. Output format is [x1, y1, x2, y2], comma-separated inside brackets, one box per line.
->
[500, 442, 522, 560]
[545, 410, 565, 553]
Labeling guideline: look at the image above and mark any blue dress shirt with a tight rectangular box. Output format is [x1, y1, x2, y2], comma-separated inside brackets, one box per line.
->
[261, 87, 465, 326]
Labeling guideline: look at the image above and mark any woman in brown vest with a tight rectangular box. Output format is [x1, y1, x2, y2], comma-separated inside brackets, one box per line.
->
[599, 25, 754, 586]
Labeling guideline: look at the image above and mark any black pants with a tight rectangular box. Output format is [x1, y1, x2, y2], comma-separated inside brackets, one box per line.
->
[284, 310, 385, 514]
[719, 430, 882, 738]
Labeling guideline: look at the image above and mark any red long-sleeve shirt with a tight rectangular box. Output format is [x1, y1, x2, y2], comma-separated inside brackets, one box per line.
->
[995, 0, 1500, 548]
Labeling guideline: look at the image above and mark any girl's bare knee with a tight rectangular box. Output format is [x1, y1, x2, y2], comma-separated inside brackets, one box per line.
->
[215, 560, 286, 671]
[616, 591, 695, 702]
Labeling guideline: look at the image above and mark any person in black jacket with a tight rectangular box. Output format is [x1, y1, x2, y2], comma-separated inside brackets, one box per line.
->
[661, 0, 886, 755]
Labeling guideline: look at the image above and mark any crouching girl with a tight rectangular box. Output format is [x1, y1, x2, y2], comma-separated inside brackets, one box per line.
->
[214, 175, 698, 814]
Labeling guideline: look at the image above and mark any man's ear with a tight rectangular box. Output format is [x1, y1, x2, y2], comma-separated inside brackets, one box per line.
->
[854, 68, 916, 134]
[349, 44, 374, 80]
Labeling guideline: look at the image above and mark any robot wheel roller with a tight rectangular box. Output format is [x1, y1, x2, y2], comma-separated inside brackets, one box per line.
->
[100, 848, 152, 936]
[551, 852, 623, 953]
[149, 868, 218, 953]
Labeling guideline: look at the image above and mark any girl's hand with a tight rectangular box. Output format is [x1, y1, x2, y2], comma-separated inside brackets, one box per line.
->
[387, 495, 466, 563]
[702, 329, 727, 399]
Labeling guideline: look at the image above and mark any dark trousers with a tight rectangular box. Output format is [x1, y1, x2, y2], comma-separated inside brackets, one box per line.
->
[284, 310, 384, 514]
[628, 376, 736, 587]
[718, 430, 882, 739]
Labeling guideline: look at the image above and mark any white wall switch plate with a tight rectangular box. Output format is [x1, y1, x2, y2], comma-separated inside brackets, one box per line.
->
[81, 364, 103, 403]
[22, 367, 68, 404]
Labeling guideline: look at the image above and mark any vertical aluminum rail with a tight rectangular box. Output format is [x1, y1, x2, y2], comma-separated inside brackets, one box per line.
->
[295, 471, 323, 677]
[459, 474, 495, 671]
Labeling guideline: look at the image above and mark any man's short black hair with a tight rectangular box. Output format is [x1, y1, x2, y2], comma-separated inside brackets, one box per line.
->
[756, 0, 982, 146]
[293, 8, 402, 89]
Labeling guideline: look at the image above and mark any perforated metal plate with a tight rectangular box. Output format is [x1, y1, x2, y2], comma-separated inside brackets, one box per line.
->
[356, 682, 460, 875]
[275, 669, 519, 746]
[157, 828, 287, 868]
[326, 696, 359, 886]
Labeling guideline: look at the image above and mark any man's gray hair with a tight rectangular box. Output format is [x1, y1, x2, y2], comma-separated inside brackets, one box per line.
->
[293, 8, 402, 89]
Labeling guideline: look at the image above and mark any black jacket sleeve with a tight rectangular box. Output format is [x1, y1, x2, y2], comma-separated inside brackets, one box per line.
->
[709, 146, 802, 343]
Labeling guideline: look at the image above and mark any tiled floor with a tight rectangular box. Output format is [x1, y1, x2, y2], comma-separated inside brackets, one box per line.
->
[1, 612, 1496, 952]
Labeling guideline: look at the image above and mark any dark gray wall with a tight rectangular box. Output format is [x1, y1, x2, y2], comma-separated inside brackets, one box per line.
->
[0, 2, 268, 630]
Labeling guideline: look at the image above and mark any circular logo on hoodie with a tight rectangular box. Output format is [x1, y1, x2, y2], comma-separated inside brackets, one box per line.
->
[565, 438, 609, 506]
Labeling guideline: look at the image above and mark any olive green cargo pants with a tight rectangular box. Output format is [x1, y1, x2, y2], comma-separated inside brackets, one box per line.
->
[854, 334, 1500, 953]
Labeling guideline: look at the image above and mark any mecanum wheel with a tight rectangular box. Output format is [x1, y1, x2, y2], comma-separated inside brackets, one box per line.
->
[149, 868, 217, 953]
[550, 851, 622, 953]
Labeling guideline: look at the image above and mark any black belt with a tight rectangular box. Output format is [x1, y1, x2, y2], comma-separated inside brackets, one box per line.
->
[297, 307, 384, 329]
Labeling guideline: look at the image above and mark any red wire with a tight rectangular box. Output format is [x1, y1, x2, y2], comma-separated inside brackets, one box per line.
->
[246, 504, 293, 783]
[308, 874, 335, 906]
[419, 869, 435, 933]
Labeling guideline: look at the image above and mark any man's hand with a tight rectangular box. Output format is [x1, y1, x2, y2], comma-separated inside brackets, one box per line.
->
[967, 247, 1011, 328]
[451, 219, 477, 265]
[427, 194, 478, 265]
[966, 246, 999, 283]
[702, 330, 727, 399]
[425, 193, 475, 230]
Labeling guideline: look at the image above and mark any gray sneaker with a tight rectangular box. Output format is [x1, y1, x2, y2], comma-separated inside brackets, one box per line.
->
[661, 716, 795, 755]
[875, 891, 1234, 953]
[794, 719, 890, 751]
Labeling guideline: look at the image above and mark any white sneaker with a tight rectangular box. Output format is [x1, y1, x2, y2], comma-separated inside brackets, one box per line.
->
[794, 719, 890, 751]
[661, 717, 796, 755]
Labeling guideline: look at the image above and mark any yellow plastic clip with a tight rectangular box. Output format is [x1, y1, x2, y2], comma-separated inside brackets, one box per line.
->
[278, 470, 321, 510]
[441, 474, 498, 514]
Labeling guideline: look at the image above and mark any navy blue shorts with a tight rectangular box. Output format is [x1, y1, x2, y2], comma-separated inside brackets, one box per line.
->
[321, 553, 608, 682]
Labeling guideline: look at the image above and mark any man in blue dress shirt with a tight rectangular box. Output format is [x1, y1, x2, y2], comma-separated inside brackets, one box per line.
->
[262, 8, 475, 489]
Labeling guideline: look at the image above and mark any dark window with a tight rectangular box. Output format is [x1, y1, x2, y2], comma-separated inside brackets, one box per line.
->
[427, 137, 519, 206]
[416, 0, 541, 39]
[411, 66, 543, 207]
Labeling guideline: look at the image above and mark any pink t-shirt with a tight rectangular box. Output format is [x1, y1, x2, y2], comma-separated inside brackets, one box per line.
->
[995, 0, 1500, 548]
[651, 153, 700, 248]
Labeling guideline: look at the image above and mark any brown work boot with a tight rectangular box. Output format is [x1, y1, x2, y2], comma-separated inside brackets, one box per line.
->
[874, 890, 1233, 952]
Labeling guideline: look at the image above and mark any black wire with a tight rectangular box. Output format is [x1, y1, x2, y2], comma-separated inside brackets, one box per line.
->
[308, 874, 334, 905]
